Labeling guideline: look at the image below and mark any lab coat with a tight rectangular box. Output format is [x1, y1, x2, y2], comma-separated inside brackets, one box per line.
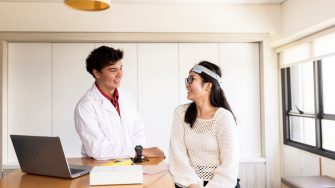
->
[74, 84, 145, 160]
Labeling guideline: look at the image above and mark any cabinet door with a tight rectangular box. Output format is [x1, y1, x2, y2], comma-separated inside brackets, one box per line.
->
[7, 43, 52, 163]
[52, 43, 95, 157]
[179, 43, 220, 104]
[220, 43, 261, 158]
[138, 43, 179, 156]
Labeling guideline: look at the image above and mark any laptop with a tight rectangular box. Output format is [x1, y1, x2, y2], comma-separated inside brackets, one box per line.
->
[10, 135, 90, 178]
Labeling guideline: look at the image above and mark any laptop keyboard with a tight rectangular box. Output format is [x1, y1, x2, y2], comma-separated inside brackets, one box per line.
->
[70, 168, 86, 174]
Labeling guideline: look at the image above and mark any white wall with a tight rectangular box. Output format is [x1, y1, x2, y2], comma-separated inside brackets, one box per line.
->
[4, 42, 261, 164]
[0, 2, 280, 33]
[282, 145, 335, 179]
[277, 0, 335, 181]
[0, 2, 281, 186]
[282, 146, 320, 177]
[281, 0, 335, 37]
[272, 0, 335, 47]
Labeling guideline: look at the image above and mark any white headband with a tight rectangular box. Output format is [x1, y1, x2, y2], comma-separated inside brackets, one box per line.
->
[191, 64, 224, 89]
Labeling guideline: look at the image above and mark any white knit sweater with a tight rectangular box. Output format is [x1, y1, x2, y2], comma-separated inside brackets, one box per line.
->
[169, 104, 239, 188]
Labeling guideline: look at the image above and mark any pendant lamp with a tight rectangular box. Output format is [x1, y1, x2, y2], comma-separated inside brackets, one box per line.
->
[64, 0, 111, 11]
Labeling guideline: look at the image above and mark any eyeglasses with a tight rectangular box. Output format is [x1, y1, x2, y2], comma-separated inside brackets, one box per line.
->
[185, 76, 195, 85]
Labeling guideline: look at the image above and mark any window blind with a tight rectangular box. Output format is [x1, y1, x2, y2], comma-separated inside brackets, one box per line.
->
[278, 26, 335, 68]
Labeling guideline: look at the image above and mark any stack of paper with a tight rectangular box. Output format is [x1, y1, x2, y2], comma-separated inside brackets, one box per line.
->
[89, 165, 143, 185]
[142, 162, 168, 175]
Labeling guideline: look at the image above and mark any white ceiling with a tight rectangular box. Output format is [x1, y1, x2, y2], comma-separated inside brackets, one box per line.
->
[0, 0, 286, 5]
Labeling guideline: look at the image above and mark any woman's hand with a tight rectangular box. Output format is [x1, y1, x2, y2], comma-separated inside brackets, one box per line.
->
[188, 184, 201, 188]
[142, 147, 165, 158]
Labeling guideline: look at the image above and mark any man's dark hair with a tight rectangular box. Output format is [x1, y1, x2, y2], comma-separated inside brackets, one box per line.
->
[86, 46, 123, 78]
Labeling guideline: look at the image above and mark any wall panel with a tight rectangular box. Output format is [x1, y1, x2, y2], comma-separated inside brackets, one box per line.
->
[95, 43, 138, 105]
[178, 43, 220, 105]
[220, 43, 261, 159]
[52, 43, 94, 157]
[137, 43, 179, 156]
[7, 43, 52, 163]
[4, 42, 263, 174]
[239, 162, 266, 188]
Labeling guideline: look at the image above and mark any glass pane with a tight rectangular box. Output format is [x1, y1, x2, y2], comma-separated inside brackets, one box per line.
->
[290, 62, 315, 113]
[322, 120, 335, 151]
[322, 56, 335, 114]
[289, 116, 316, 146]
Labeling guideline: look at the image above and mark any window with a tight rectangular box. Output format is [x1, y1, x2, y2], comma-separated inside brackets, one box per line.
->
[282, 56, 335, 159]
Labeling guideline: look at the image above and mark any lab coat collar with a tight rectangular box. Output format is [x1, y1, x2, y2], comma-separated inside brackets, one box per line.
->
[91, 84, 120, 115]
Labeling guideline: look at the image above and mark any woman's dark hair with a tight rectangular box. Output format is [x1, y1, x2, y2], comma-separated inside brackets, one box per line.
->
[86, 46, 123, 78]
[185, 61, 236, 128]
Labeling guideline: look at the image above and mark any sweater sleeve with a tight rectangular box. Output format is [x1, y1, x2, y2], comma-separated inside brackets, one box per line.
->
[206, 110, 239, 188]
[169, 106, 203, 187]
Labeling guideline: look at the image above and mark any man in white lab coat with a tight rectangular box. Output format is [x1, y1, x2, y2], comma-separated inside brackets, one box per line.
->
[74, 46, 164, 160]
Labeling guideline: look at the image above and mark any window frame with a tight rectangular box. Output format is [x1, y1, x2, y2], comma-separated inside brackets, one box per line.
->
[282, 59, 335, 159]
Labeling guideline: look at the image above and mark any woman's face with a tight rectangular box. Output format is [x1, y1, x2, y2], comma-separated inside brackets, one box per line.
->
[185, 72, 210, 101]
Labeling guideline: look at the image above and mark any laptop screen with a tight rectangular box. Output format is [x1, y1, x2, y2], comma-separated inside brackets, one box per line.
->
[10, 135, 89, 178]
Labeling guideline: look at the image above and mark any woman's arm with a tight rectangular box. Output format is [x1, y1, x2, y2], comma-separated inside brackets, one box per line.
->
[206, 110, 239, 188]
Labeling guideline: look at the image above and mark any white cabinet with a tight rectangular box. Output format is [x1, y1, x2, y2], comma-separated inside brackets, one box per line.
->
[7, 43, 52, 163]
[178, 43, 220, 105]
[220, 43, 261, 158]
[4, 42, 261, 164]
[137, 43, 179, 155]
[95, 43, 138, 104]
[52, 43, 95, 157]
[178, 43, 261, 159]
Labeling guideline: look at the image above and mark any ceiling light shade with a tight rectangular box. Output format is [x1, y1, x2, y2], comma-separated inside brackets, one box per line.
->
[64, 0, 111, 11]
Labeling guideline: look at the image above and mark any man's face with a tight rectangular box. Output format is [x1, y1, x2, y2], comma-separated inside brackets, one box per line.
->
[93, 60, 123, 95]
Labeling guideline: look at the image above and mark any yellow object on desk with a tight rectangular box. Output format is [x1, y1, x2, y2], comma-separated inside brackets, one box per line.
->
[102, 159, 133, 166]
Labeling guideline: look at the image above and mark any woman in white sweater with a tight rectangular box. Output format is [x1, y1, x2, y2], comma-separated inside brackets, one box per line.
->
[169, 61, 240, 188]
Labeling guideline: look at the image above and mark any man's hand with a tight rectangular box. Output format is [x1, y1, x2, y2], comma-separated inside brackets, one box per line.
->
[142, 147, 165, 158]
